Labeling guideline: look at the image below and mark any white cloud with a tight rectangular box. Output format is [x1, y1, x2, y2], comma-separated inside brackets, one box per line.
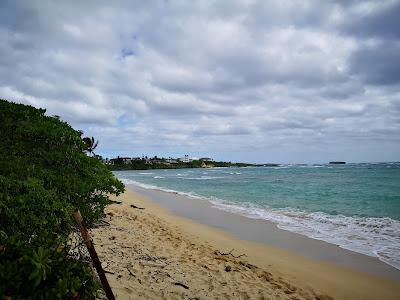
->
[0, 0, 399, 163]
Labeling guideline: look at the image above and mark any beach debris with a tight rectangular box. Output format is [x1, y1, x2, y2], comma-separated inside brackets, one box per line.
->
[96, 220, 111, 227]
[109, 200, 122, 205]
[225, 266, 232, 272]
[174, 282, 189, 289]
[135, 253, 159, 261]
[130, 204, 145, 210]
[126, 267, 135, 277]
[214, 248, 247, 259]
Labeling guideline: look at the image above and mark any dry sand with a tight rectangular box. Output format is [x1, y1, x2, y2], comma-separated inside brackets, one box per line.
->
[91, 189, 400, 300]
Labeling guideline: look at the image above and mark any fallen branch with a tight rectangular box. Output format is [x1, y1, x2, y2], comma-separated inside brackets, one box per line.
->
[214, 249, 247, 258]
[109, 200, 122, 205]
[174, 282, 189, 289]
[215, 248, 234, 256]
[130, 204, 145, 210]
[126, 268, 135, 277]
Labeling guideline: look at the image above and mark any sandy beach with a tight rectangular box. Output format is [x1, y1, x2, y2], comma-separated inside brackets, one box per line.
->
[91, 188, 400, 299]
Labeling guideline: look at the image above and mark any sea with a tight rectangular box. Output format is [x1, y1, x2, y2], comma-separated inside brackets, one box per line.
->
[113, 162, 400, 270]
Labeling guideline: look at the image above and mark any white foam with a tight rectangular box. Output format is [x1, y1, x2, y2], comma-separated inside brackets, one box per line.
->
[185, 176, 223, 180]
[208, 199, 400, 270]
[153, 176, 164, 179]
[119, 178, 400, 270]
[120, 178, 203, 199]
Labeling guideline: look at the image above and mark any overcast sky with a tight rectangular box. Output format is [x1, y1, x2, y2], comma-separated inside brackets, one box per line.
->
[1, 0, 399, 163]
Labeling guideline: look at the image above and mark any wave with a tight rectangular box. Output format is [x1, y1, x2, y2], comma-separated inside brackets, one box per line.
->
[153, 176, 164, 179]
[185, 176, 223, 180]
[209, 200, 400, 270]
[119, 178, 400, 270]
[120, 178, 204, 200]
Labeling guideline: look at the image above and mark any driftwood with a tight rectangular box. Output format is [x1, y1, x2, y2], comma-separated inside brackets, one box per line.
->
[214, 248, 246, 258]
[130, 204, 145, 210]
[174, 282, 189, 289]
[109, 200, 122, 205]
[126, 267, 135, 277]
[73, 209, 115, 300]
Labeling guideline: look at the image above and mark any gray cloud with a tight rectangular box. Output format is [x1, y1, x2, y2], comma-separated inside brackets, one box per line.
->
[349, 41, 400, 85]
[0, 0, 399, 163]
[340, 1, 400, 39]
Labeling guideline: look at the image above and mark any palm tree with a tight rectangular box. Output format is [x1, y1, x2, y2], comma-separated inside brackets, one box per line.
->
[83, 137, 98, 156]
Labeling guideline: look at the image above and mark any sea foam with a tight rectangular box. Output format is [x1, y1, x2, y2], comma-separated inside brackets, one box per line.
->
[120, 177, 400, 270]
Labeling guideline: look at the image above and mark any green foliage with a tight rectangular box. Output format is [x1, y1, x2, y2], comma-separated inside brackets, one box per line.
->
[0, 99, 124, 299]
[108, 158, 257, 171]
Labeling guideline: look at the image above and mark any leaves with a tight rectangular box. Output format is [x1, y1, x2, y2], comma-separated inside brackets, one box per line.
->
[83, 136, 99, 156]
[27, 247, 52, 287]
[0, 99, 124, 298]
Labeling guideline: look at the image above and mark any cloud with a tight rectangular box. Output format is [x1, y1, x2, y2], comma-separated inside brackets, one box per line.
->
[349, 40, 400, 85]
[339, 1, 400, 39]
[0, 0, 399, 163]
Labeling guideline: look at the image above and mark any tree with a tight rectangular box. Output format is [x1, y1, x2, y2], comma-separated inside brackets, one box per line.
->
[0, 99, 124, 298]
[83, 136, 99, 156]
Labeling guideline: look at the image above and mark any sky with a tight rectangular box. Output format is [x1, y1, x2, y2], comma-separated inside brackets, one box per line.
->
[1, 0, 399, 164]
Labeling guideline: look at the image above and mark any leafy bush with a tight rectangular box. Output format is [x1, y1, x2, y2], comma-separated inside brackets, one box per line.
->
[0, 99, 124, 299]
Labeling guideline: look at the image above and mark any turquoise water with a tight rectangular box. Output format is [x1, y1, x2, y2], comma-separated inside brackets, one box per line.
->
[114, 163, 400, 269]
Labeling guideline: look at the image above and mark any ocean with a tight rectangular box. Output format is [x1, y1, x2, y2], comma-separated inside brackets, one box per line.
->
[113, 162, 400, 270]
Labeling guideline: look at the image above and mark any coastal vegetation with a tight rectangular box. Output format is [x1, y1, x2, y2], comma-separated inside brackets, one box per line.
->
[106, 156, 266, 171]
[0, 99, 124, 298]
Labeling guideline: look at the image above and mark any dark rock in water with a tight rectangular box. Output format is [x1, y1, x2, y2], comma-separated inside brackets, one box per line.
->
[329, 161, 346, 164]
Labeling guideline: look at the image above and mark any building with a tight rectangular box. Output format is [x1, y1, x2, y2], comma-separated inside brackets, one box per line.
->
[179, 154, 192, 163]
[199, 157, 213, 162]
[165, 158, 178, 164]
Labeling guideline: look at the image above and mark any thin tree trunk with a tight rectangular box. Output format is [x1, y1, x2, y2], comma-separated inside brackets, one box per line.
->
[73, 209, 115, 300]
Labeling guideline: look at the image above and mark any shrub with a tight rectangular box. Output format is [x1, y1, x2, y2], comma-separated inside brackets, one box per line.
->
[0, 99, 124, 299]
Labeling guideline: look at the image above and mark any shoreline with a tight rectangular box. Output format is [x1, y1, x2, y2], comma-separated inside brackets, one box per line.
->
[128, 183, 400, 280]
[92, 187, 400, 299]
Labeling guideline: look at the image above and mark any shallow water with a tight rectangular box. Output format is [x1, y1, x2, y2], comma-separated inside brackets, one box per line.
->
[114, 162, 400, 270]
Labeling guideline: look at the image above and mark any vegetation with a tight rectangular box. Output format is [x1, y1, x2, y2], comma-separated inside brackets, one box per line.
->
[0, 99, 124, 298]
[107, 157, 258, 171]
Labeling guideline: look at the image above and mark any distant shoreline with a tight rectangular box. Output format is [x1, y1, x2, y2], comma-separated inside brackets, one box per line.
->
[107, 160, 279, 171]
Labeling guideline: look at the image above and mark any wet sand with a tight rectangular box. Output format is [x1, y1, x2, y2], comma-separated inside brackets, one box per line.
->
[132, 185, 400, 281]
[91, 187, 400, 299]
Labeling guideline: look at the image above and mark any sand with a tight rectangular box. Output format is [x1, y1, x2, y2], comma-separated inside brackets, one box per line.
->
[91, 189, 400, 300]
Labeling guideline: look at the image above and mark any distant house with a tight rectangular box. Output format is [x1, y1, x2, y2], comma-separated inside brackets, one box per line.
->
[109, 156, 134, 164]
[199, 157, 213, 162]
[120, 157, 133, 163]
[165, 158, 178, 164]
[101, 157, 112, 165]
[179, 154, 191, 163]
